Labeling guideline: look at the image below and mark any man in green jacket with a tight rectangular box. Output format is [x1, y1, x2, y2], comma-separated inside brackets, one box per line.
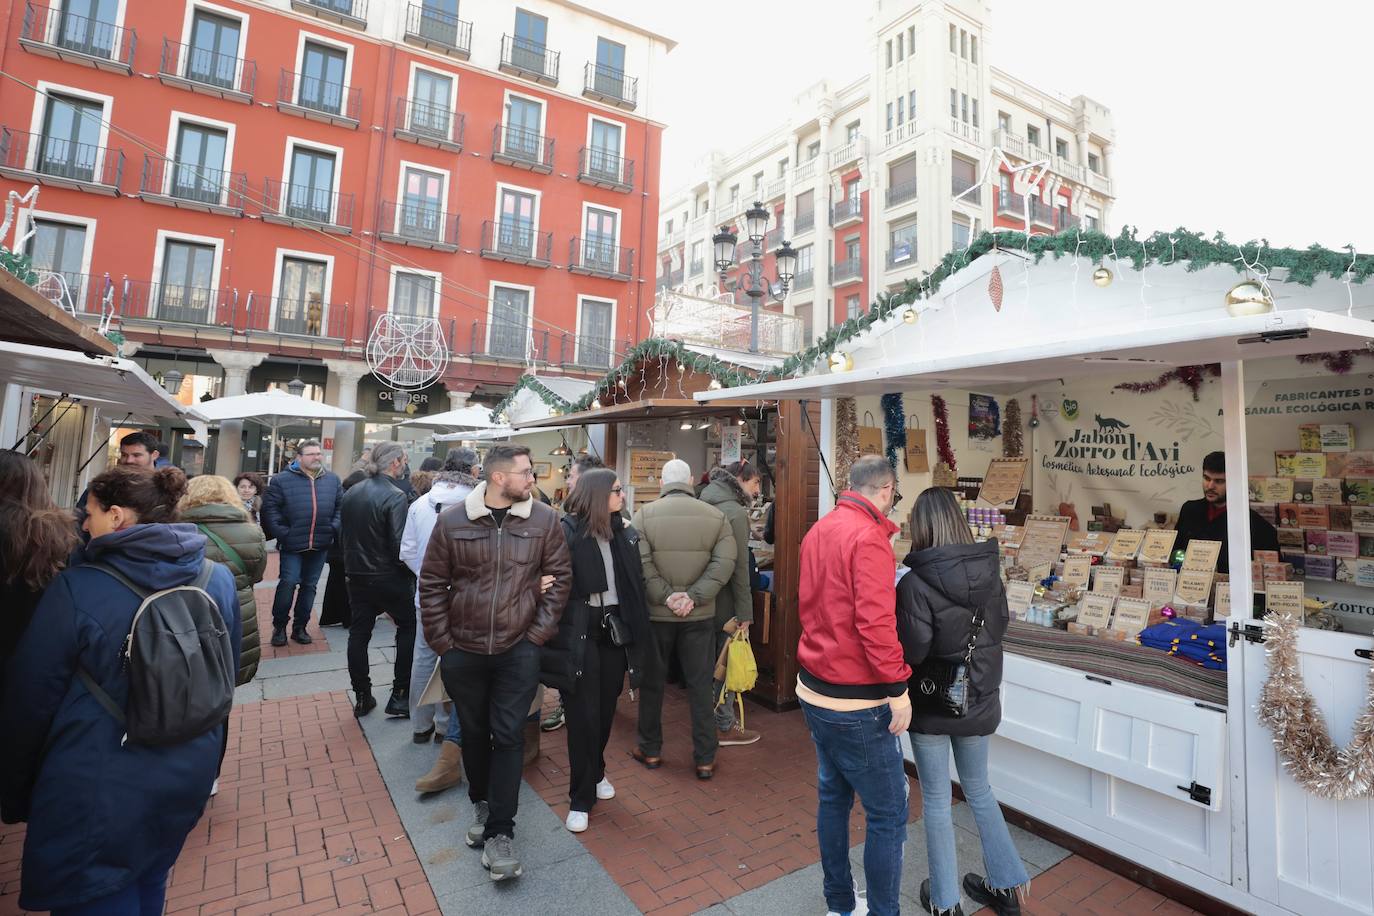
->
[630, 459, 736, 779]
[699, 462, 763, 747]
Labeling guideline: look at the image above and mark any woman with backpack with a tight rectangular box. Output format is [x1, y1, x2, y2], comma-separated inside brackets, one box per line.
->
[180, 475, 267, 685]
[0, 465, 241, 916]
[896, 486, 1026, 916]
[539, 468, 651, 834]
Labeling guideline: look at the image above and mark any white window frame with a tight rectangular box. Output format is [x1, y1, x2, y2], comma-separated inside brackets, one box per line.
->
[18, 208, 97, 304]
[163, 110, 237, 201]
[408, 59, 458, 108]
[574, 294, 618, 366]
[269, 247, 335, 333]
[486, 279, 536, 357]
[177, 1, 249, 63]
[580, 201, 623, 255]
[585, 112, 627, 180]
[27, 80, 115, 174]
[393, 159, 450, 234]
[150, 228, 226, 322]
[502, 88, 548, 137]
[280, 135, 345, 221]
[493, 180, 543, 232]
[292, 30, 355, 106]
[388, 264, 442, 319]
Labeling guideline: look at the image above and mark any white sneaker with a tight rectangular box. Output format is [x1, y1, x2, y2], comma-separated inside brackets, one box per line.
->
[565, 810, 589, 833]
[824, 885, 868, 916]
[596, 778, 615, 800]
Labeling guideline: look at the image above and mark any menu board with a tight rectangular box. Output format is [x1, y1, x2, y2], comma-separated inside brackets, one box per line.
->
[628, 449, 675, 504]
[1175, 568, 1216, 606]
[1005, 581, 1035, 621]
[1092, 565, 1126, 596]
[1061, 556, 1092, 589]
[977, 457, 1029, 510]
[1139, 530, 1179, 565]
[1183, 539, 1223, 572]
[1111, 597, 1152, 634]
[1265, 581, 1304, 616]
[1143, 568, 1178, 608]
[1018, 515, 1071, 571]
[1077, 592, 1116, 628]
[1106, 529, 1146, 561]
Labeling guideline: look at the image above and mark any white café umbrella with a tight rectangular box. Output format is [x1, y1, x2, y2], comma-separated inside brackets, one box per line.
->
[397, 404, 504, 431]
[190, 389, 363, 473]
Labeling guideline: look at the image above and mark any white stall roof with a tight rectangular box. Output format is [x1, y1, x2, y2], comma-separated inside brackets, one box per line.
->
[0, 340, 187, 420]
[399, 405, 504, 431]
[434, 424, 579, 443]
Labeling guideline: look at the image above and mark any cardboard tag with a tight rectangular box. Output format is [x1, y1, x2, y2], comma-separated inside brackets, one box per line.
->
[1077, 592, 1116, 628]
[1061, 556, 1092, 589]
[1265, 580, 1304, 616]
[1111, 597, 1152, 634]
[1214, 581, 1232, 617]
[1106, 529, 1146, 561]
[1175, 568, 1215, 606]
[1144, 568, 1178, 608]
[1092, 565, 1126, 596]
[1183, 539, 1223, 572]
[1005, 581, 1035, 621]
[1139, 530, 1178, 565]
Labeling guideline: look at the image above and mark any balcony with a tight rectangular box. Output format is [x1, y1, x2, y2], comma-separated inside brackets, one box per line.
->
[277, 70, 361, 128]
[763, 227, 784, 251]
[764, 176, 786, 201]
[792, 269, 814, 292]
[394, 97, 463, 152]
[883, 120, 919, 149]
[951, 175, 981, 205]
[479, 220, 552, 267]
[260, 293, 349, 338]
[829, 136, 866, 171]
[660, 226, 684, 250]
[948, 118, 981, 144]
[830, 258, 863, 286]
[568, 238, 633, 280]
[1089, 171, 1113, 196]
[261, 178, 354, 234]
[403, 3, 471, 59]
[158, 39, 255, 103]
[377, 200, 459, 252]
[491, 124, 553, 173]
[0, 128, 123, 195]
[290, 0, 367, 30]
[993, 128, 1025, 158]
[19, 3, 136, 74]
[1030, 198, 1056, 228]
[1057, 210, 1081, 231]
[996, 189, 1025, 217]
[582, 62, 637, 110]
[118, 280, 234, 327]
[794, 209, 815, 234]
[570, 333, 616, 369]
[499, 34, 558, 85]
[139, 154, 246, 216]
[831, 196, 862, 227]
[688, 259, 704, 277]
[33, 270, 105, 318]
[886, 180, 918, 208]
[1054, 155, 1085, 184]
[577, 146, 633, 192]
[794, 160, 818, 184]
[657, 268, 684, 290]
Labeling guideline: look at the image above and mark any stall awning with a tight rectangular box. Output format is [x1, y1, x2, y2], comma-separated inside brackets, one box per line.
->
[0, 340, 185, 421]
[693, 309, 1374, 402]
[513, 397, 770, 429]
[435, 424, 580, 442]
[0, 268, 116, 355]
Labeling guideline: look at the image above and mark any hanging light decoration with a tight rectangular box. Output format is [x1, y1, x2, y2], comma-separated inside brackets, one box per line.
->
[829, 351, 854, 373]
[1092, 266, 1113, 287]
[1224, 280, 1274, 317]
[679, 418, 694, 431]
[902, 306, 918, 324]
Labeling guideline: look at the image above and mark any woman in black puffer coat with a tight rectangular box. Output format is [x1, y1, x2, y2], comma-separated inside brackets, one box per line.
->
[896, 486, 1027, 916]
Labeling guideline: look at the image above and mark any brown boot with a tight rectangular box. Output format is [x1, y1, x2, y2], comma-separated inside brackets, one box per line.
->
[415, 741, 464, 794]
[522, 719, 541, 767]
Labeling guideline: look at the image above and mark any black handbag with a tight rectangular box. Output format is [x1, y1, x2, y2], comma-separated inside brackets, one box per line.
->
[602, 611, 633, 647]
[912, 604, 985, 719]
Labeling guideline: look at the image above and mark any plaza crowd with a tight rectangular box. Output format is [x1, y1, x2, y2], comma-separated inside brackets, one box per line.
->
[0, 435, 1021, 916]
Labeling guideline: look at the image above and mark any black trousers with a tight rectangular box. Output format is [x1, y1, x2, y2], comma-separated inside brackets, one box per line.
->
[319, 556, 351, 627]
[565, 626, 627, 812]
[637, 619, 717, 765]
[441, 639, 541, 839]
[346, 575, 416, 697]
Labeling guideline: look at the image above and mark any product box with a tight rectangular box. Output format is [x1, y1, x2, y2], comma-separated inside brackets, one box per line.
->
[1357, 558, 1374, 588]
[1297, 505, 1331, 529]
[1321, 424, 1355, 452]
[1360, 535, 1374, 558]
[1345, 480, 1374, 506]
[1253, 549, 1281, 564]
[1305, 530, 1329, 555]
[1253, 503, 1279, 526]
[1336, 558, 1357, 584]
[1277, 528, 1307, 549]
[1263, 562, 1294, 582]
[1326, 452, 1351, 478]
[1306, 555, 1336, 581]
[1275, 451, 1299, 477]
[1281, 551, 1308, 578]
[1343, 451, 1374, 479]
[1296, 453, 1328, 478]
[1265, 477, 1297, 503]
[1277, 503, 1301, 528]
[1298, 424, 1322, 451]
[1353, 506, 1374, 533]
[1291, 479, 1314, 503]
[1328, 531, 1360, 558]
[1330, 505, 1354, 532]
[1313, 478, 1345, 505]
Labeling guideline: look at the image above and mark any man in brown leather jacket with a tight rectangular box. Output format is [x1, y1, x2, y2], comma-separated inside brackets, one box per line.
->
[419, 444, 571, 882]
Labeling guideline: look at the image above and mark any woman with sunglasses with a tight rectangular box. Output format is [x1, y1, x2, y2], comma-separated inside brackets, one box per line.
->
[540, 468, 651, 833]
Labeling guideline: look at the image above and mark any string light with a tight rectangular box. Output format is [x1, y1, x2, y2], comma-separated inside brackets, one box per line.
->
[1346, 244, 1358, 318]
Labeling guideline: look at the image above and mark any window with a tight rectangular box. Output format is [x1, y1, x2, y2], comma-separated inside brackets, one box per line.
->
[908, 25, 915, 52]
[796, 243, 814, 275]
[38, 93, 103, 181]
[807, 141, 820, 160]
[845, 177, 860, 200]
[794, 302, 812, 346]
[885, 40, 892, 68]
[846, 121, 860, 144]
[909, 90, 917, 121]
[57, 0, 117, 58]
[1085, 210, 1100, 231]
[845, 236, 861, 261]
[588, 118, 623, 181]
[1026, 125, 1041, 149]
[503, 95, 544, 161]
[417, 0, 461, 47]
[897, 97, 904, 125]
[172, 122, 228, 204]
[753, 171, 764, 193]
[698, 195, 708, 214]
[961, 93, 968, 123]
[582, 206, 618, 270]
[690, 241, 702, 265]
[276, 256, 327, 335]
[26, 219, 88, 307]
[665, 217, 673, 235]
[1088, 153, 1101, 174]
[890, 220, 917, 265]
[512, 8, 548, 72]
[886, 102, 893, 132]
[846, 294, 861, 319]
[888, 155, 917, 201]
[795, 188, 814, 226]
[594, 37, 627, 98]
[159, 239, 216, 322]
[951, 218, 971, 251]
[392, 271, 436, 317]
[971, 99, 979, 128]
[777, 158, 788, 177]
[960, 29, 967, 59]
[286, 146, 336, 222]
[497, 187, 537, 256]
[949, 23, 957, 52]
[896, 33, 904, 61]
[186, 10, 242, 89]
[970, 35, 978, 63]
[400, 166, 444, 240]
[578, 297, 613, 367]
[999, 172, 1012, 195]
[729, 184, 739, 205]
[998, 111, 1011, 132]
[1055, 138, 1069, 159]
[409, 69, 454, 137]
[949, 89, 957, 118]
[299, 41, 347, 115]
[490, 285, 530, 358]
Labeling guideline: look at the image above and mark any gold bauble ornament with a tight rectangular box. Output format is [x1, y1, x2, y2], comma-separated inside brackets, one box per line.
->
[707, 379, 723, 390]
[1092, 266, 1113, 287]
[1225, 280, 1274, 317]
[902, 306, 918, 324]
[828, 351, 854, 373]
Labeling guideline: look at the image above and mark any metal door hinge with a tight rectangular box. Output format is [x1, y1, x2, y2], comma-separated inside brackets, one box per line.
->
[1177, 781, 1212, 806]
[1228, 621, 1265, 647]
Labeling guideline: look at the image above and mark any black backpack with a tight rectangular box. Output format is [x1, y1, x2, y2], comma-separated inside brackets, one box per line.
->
[77, 560, 236, 746]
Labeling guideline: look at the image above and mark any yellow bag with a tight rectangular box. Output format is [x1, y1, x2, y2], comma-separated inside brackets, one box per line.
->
[717, 630, 758, 726]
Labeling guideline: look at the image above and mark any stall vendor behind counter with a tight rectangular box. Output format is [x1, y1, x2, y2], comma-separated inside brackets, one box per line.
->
[1174, 451, 1279, 573]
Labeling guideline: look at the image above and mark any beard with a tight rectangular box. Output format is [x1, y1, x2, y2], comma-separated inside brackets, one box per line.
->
[500, 479, 530, 502]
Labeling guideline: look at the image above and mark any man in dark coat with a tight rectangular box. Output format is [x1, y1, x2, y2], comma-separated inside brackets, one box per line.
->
[261, 439, 342, 647]
[1174, 451, 1279, 573]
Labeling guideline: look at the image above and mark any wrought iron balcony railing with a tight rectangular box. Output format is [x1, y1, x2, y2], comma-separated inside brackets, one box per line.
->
[582, 61, 637, 109]
[577, 146, 633, 192]
[568, 237, 633, 279]
[403, 3, 471, 58]
[491, 124, 553, 173]
[394, 97, 464, 151]
[158, 38, 255, 102]
[139, 154, 246, 214]
[499, 34, 558, 85]
[19, 3, 136, 73]
[479, 220, 552, 267]
[0, 127, 123, 194]
[377, 199, 460, 252]
[262, 177, 354, 233]
[277, 69, 361, 127]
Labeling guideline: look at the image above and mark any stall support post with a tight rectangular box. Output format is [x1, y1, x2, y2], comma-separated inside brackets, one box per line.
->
[1219, 359, 1253, 893]
[819, 397, 837, 515]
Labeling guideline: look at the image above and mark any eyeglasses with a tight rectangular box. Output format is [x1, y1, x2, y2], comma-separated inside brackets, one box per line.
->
[611, 486, 624, 494]
[502, 467, 536, 478]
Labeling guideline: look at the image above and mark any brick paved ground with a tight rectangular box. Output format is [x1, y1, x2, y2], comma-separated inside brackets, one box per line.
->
[256, 552, 332, 660]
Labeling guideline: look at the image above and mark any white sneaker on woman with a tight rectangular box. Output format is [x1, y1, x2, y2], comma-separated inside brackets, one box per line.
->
[596, 778, 615, 800]
[565, 810, 589, 833]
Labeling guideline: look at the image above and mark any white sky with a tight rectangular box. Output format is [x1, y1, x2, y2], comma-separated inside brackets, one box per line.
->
[605, 0, 1374, 252]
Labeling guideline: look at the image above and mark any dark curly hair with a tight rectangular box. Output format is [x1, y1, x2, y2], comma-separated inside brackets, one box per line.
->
[87, 465, 187, 524]
[0, 452, 77, 589]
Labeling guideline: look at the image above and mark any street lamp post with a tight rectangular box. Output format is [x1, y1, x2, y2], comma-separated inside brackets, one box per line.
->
[713, 201, 797, 353]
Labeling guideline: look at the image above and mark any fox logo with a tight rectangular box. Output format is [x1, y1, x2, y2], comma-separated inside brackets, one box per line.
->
[1095, 414, 1129, 430]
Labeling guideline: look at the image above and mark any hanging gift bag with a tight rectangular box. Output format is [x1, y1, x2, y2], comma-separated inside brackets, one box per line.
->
[857, 410, 884, 457]
[905, 414, 930, 473]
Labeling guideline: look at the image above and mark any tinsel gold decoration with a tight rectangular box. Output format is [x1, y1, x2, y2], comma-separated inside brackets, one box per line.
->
[1257, 613, 1374, 800]
[836, 397, 859, 491]
[1003, 398, 1023, 458]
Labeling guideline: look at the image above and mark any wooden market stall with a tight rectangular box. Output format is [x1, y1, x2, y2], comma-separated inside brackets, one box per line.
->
[695, 234, 1374, 916]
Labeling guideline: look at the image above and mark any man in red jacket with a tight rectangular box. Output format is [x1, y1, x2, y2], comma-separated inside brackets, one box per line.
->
[797, 455, 912, 916]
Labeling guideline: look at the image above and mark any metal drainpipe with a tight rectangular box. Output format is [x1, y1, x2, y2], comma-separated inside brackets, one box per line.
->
[361, 43, 397, 348]
[634, 118, 652, 344]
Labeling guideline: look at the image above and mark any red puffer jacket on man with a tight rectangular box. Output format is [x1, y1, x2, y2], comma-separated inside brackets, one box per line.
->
[797, 492, 912, 697]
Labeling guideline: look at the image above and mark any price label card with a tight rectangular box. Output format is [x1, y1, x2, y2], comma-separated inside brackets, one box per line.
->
[1111, 597, 1152, 634]
[1265, 581, 1305, 616]
[1183, 539, 1223, 572]
[1005, 581, 1035, 621]
[1077, 592, 1116, 628]
[1019, 515, 1071, 571]
[994, 525, 1026, 550]
[1061, 556, 1092, 589]
[1139, 530, 1178, 565]
[1106, 529, 1146, 561]
[1175, 568, 1215, 606]
[1026, 562, 1053, 582]
[1144, 568, 1178, 608]
[978, 457, 1029, 510]
[1092, 565, 1126, 596]
[1214, 581, 1233, 617]
[1067, 530, 1111, 555]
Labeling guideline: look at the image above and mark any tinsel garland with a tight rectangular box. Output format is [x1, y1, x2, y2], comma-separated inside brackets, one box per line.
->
[1257, 613, 1374, 800]
[1003, 398, 1023, 458]
[931, 394, 956, 472]
[1296, 351, 1367, 374]
[1113, 365, 1220, 401]
[881, 393, 905, 470]
[835, 397, 859, 490]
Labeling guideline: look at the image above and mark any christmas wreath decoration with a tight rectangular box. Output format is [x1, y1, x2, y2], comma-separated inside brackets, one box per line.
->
[881, 393, 905, 470]
[931, 394, 956, 472]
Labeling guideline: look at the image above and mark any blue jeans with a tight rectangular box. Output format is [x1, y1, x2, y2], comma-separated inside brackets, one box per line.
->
[270, 549, 328, 631]
[800, 701, 908, 916]
[912, 733, 1029, 912]
[51, 856, 174, 916]
[409, 605, 458, 740]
